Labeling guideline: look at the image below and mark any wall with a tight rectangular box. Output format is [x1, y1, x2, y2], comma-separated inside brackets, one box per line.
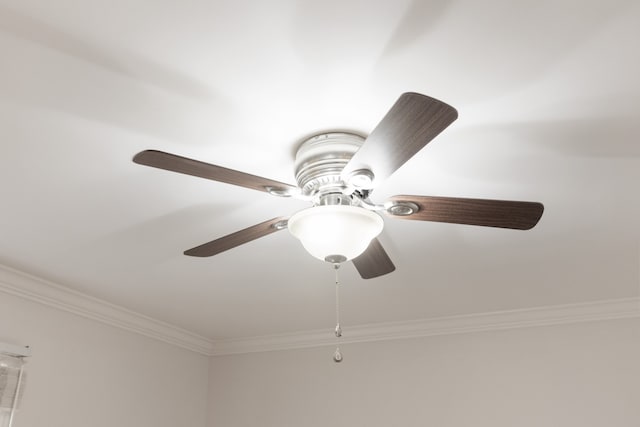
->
[208, 318, 640, 427]
[2, 283, 638, 427]
[0, 292, 209, 427]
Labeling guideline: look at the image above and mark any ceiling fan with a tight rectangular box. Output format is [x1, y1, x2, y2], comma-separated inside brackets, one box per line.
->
[133, 92, 543, 279]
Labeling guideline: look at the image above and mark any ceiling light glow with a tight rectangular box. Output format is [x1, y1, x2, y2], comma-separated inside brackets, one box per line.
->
[288, 205, 383, 262]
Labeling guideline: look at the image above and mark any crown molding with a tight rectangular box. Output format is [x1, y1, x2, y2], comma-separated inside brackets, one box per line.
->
[0, 264, 214, 355]
[209, 297, 640, 356]
[1, 263, 638, 357]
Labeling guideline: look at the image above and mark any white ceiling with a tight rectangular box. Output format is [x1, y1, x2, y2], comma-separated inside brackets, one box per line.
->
[1, 0, 639, 340]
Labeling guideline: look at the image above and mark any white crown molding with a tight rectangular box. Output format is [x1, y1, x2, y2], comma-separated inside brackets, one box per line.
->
[1, 263, 638, 357]
[0, 264, 214, 355]
[209, 297, 640, 356]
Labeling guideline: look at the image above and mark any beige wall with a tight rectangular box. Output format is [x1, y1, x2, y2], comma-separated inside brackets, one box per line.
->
[208, 318, 640, 427]
[0, 292, 209, 427]
[3, 287, 638, 427]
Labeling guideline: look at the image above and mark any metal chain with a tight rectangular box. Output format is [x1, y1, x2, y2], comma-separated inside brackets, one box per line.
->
[335, 264, 340, 330]
[333, 263, 343, 362]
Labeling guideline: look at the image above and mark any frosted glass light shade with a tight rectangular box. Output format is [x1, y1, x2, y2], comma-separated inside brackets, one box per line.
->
[288, 205, 384, 262]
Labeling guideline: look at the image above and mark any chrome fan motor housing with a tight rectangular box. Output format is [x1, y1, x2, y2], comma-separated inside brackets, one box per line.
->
[294, 132, 365, 198]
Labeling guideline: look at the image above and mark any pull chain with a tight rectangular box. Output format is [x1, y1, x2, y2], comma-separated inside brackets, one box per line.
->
[333, 263, 343, 363]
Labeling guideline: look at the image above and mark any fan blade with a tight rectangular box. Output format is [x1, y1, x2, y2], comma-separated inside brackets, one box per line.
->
[133, 150, 298, 196]
[388, 195, 543, 230]
[184, 217, 288, 257]
[341, 92, 458, 186]
[352, 238, 396, 279]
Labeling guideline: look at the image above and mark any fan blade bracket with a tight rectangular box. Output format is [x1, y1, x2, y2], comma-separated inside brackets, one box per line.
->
[384, 200, 420, 216]
[264, 186, 298, 197]
[345, 169, 376, 190]
[272, 219, 289, 230]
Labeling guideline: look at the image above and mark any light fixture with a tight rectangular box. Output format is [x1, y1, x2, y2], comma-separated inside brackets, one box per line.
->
[288, 204, 382, 362]
[288, 205, 384, 262]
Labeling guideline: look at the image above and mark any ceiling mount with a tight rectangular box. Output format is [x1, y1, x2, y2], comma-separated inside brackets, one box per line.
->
[133, 92, 544, 279]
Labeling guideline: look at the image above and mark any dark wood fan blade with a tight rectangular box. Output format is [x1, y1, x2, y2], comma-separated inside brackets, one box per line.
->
[341, 93, 458, 186]
[184, 216, 288, 257]
[133, 150, 298, 196]
[388, 195, 544, 230]
[352, 238, 396, 279]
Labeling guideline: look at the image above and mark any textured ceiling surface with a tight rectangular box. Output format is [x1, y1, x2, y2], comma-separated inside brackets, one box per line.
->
[1, 0, 639, 339]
